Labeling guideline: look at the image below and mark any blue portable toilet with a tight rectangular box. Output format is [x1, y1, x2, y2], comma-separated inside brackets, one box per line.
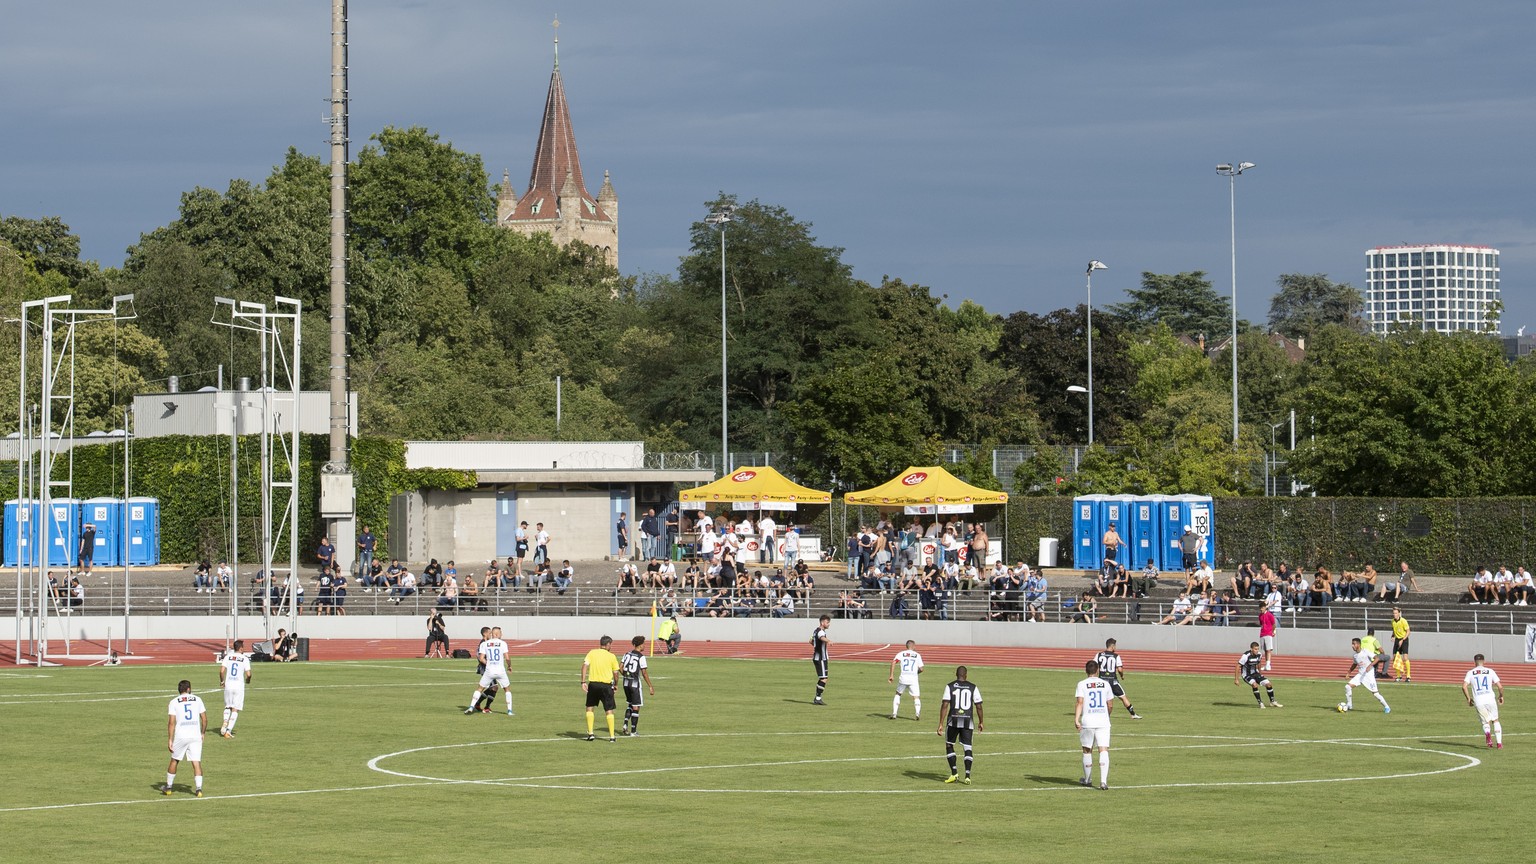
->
[4, 499, 39, 567]
[1129, 495, 1163, 570]
[1099, 496, 1136, 568]
[81, 497, 122, 567]
[1072, 495, 1107, 570]
[42, 498, 80, 567]
[126, 496, 161, 565]
[1159, 494, 1216, 571]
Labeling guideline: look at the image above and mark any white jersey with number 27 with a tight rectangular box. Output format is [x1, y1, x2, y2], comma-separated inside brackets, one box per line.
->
[893, 650, 924, 685]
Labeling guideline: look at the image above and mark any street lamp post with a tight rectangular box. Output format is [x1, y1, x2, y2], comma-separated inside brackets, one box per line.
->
[1085, 260, 1107, 446]
[1216, 161, 1254, 446]
[706, 206, 735, 471]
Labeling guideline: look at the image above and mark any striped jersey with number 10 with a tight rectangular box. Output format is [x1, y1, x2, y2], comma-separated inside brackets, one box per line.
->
[621, 649, 648, 685]
[1093, 650, 1122, 679]
[941, 680, 982, 728]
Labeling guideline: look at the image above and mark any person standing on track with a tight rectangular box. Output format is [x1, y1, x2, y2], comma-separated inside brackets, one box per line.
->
[1390, 607, 1412, 683]
[1074, 660, 1112, 790]
[888, 640, 924, 720]
[1258, 605, 1278, 672]
[1340, 637, 1390, 713]
[581, 635, 622, 742]
[1462, 654, 1505, 749]
[1092, 638, 1142, 718]
[811, 615, 831, 705]
[620, 636, 655, 736]
[937, 665, 983, 784]
[1234, 641, 1282, 708]
[163, 679, 207, 797]
[217, 640, 251, 738]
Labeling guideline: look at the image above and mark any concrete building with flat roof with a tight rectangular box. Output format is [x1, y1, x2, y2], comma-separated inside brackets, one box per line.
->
[1365, 244, 1500, 334]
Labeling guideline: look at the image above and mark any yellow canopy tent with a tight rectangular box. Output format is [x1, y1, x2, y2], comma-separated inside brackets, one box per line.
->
[678, 466, 831, 510]
[844, 466, 1008, 511]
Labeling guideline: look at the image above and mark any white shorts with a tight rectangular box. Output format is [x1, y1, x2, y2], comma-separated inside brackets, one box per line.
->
[1079, 726, 1110, 750]
[1474, 700, 1500, 723]
[895, 680, 920, 697]
[223, 687, 245, 711]
[1348, 670, 1378, 692]
[171, 736, 204, 762]
[1260, 635, 1275, 652]
[479, 670, 511, 690]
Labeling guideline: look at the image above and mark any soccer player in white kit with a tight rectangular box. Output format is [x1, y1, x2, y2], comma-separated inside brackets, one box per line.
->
[164, 679, 207, 797]
[1339, 637, 1391, 713]
[888, 640, 925, 720]
[218, 640, 252, 738]
[466, 626, 514, 715]
[1462, 654, 1505, 749]
[1074, 659, 1113, 790]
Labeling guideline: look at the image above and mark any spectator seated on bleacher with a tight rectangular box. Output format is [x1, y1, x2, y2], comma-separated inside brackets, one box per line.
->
[419, 559, 442, 589]
[1155, 593, 1193, 625]
[436, 575, 459, 607]
[193, 560, 213, 593]
[460, 574, 486, 610]
[555, 561, 573, 595]
[836, 589, 869, 619]
[1069, 592, 1097, 623]
[390, 570, 417, 603]
[705, 588, 731, 618]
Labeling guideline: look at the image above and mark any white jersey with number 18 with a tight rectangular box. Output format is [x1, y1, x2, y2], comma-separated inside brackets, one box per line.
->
[479, 639, 509, 674]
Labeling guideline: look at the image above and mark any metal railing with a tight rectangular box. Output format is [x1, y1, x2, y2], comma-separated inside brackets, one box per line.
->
[7, 585, 1533, 635]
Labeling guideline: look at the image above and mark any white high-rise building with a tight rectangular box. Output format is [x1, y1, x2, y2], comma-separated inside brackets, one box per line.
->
[1365, 244, 1500, 334]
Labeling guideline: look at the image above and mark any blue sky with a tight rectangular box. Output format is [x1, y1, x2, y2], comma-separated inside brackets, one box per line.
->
[3, 1, 1533, 330]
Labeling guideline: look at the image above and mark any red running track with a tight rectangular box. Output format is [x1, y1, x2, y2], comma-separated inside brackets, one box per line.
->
[5, 638, 1534, 686]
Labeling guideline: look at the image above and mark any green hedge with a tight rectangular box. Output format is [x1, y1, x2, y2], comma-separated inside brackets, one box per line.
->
[795, 495, 1535, 575]
[0, 435, 475, 564]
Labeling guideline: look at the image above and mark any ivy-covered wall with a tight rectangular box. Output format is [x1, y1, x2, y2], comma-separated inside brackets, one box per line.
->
[0, 436, 475, 564]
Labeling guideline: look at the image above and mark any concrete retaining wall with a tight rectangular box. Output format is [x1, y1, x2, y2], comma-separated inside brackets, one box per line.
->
[5, 614, 1528, 665]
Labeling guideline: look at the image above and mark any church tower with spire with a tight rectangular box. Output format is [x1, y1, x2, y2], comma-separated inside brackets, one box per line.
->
[497, 22, 617, 268]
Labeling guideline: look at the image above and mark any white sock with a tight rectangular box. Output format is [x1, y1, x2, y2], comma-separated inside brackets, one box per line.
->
[227, 710, 238, 732]
[1493, 721, 1503, 744]
[1482, 720, 1492, 734]
[505, 690, 514, 711]
[1375, 692, 1389, 707]
[1344, 685, 1353, 708]
[1099, 752, 1110, 786]
[166, 772, 175, 787]
[1082, 753, 1093, 782]
[222, 707, 231, 729]
[195, 775, 203, 791]
[913, 698, 921, 717]
[893, 695, 902, 716]
[469, 690, 482, 708]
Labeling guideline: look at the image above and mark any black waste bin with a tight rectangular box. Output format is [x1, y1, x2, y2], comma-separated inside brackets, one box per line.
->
[295, 636, 310, 662]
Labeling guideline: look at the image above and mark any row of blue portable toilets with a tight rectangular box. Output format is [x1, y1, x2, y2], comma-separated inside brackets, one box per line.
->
[1072, 494, 1216, 572]
[3, 497, 162, 567]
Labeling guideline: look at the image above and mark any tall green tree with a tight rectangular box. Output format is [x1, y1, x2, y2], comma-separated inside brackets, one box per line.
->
[992, 305, 1136, 445]
[1267, 273, 1365, 340]
[0, 215, 94, 285]
[1109, 271, 1234, 340]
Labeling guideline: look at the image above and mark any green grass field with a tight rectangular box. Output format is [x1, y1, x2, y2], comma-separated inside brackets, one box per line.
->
[0, 653, 1524, 862]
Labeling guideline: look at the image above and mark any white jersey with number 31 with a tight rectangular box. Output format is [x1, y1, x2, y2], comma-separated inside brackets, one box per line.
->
[1076, 677, 1112, 728]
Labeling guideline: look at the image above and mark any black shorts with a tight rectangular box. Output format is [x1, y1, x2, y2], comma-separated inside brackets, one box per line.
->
[585, 682, 616, 711]
[623, 683, 644, 707]
[1393, 638, 1409, 655]
[1101, 677, 1125, 698]
[945, 724, 975, 747]
[1243, 672, 1268, 687]
[515, 541, 528, 556]
[812, 658, 829, 679]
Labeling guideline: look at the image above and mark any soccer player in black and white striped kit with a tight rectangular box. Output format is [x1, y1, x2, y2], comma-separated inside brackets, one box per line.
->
[1092, 638, 1143, 719]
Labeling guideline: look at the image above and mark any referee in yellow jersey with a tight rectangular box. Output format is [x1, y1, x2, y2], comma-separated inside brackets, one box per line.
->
[582, 635, 622, 741]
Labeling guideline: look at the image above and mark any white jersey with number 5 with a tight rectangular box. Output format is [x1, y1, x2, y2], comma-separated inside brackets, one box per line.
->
[894, 650, 924, 685]
[1465, 666, 1500, 704]
[1075, 677, 1113, 728]
[169, 694, 206, 739]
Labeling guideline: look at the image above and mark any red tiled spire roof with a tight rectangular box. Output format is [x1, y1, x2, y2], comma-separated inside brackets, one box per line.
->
[504, 62, 610, 223]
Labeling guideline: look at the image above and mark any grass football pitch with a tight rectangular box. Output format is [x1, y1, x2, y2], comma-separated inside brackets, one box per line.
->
[0, 652, 1524, 862]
